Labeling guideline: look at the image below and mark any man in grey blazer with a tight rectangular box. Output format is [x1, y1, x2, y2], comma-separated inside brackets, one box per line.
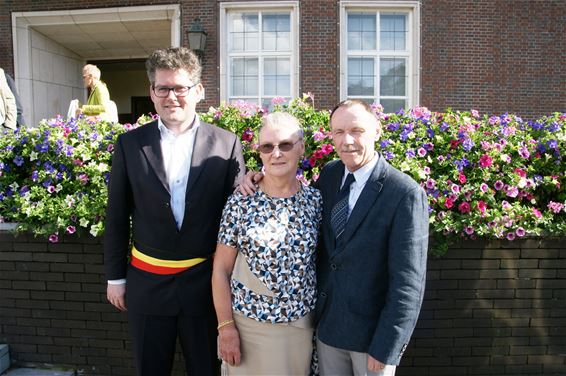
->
[104, 47, 245, 375]
[315, 99, 428, 375]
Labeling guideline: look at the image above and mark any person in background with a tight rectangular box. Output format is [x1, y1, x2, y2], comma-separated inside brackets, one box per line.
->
[104, 47, 245, 376]
[213, 112, 322, 375]
[4, 72, 26, 126]
[77, 64, 111, 119]
[0, 67, 17, 131]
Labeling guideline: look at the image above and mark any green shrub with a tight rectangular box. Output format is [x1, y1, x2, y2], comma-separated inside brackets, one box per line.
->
[0, 96, 563, 255]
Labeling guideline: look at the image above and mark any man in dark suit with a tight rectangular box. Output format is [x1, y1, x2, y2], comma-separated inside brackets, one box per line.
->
[315, 99, 428, 375]
[104, 47, 245, 376]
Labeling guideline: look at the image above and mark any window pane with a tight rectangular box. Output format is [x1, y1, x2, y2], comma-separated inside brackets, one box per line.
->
[348, 57, 374, 96]
[380, 14, 407, 51]
[231, 58, 258, 96]
[263, 14, 291, 50]
[380, 99, 406, 113]
[348, 13, 375, 50]
[380, 58, 406, 96]
[263, 57, 290, 96]
[230, 13, 259, 51]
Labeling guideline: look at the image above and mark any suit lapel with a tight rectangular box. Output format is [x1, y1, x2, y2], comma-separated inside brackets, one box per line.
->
[336, 156, 387, 254]
[185, 122, 213, 197]
[140, 121, 170, 194]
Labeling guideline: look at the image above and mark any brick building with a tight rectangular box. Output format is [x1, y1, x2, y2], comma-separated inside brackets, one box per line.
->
[1, 1, 564, 125]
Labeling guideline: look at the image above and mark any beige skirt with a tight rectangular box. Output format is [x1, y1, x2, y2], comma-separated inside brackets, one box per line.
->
[222, 252, 314, 375]
[222, 312, 314, 376]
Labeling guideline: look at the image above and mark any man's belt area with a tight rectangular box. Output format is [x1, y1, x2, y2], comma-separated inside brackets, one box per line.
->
[130, 245, 207, 275]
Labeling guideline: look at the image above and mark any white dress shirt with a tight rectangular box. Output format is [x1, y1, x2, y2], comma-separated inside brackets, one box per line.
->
[339, 153, 379, 216]
[158, 116, 200, 229]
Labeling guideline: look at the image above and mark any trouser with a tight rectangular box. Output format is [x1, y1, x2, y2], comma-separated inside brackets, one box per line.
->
[128, 310, 218, 376]
[317, 338, 396, 376]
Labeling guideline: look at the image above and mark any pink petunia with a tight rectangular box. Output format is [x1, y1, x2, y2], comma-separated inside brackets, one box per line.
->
[444, 197, 454, 209]
[506, 232, 516, 241]
[48, 234, 59, 243]
[477, 200, 487, 214]
[47, 186, 56, 193]
[66, 226, 76, 234]
[313, 131, 326, 142]
[458, 173, 467, 184]
[479, 154, 493, 168]
[480, 183, 489, 193]
[515, 227, 526, 237]
[458, 202, 471, 214]
[494, 180, 504, 191]
[532, 208, 542, 218]
[547, 201, 564, 214]
[464, 226, 474, 235]
[417, 147, 427, 157]
[502, 201, 512, 210]
[425, 179, 436, 189]
[505, 186, 519, 198]
[451, 184, 461, 194]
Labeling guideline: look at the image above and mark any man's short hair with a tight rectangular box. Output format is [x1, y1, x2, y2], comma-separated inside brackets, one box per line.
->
[145, 47, 202, 86]
[329, 99, 380, 123]
[82, 64, 101, 80]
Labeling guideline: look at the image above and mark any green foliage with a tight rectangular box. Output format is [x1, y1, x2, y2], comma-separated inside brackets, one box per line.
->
[0, 98, 564, 255]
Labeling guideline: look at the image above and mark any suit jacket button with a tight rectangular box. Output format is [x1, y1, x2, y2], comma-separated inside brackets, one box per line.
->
[165, 202, 170, 207]
[331, 264, 337, 271]
[320, 292, 327, 298]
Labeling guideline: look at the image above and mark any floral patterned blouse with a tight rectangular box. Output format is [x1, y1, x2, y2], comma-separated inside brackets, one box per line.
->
[218, 184, 322, 324]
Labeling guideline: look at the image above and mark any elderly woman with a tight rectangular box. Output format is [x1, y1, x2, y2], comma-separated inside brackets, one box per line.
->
[77, 64, 111, 119]
[212, 112, 322, 375]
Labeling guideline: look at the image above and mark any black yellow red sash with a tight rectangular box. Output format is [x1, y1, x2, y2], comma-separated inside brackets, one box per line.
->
[130, 246, 206, 275]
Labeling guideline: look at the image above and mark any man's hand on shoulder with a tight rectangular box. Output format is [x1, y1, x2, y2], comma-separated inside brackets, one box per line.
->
[236, 170, 263, 196]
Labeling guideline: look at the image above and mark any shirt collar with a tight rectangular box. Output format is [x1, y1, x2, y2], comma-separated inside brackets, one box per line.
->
[158, 115, 200, 140]
[344, 152, 379, 186]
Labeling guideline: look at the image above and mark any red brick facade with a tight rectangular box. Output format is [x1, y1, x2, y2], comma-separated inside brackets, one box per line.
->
[1, 0, 564, 117]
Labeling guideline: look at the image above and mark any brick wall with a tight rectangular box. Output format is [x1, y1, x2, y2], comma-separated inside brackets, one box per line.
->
[1, 0, 564, 119]
[1, 232, 564, 375]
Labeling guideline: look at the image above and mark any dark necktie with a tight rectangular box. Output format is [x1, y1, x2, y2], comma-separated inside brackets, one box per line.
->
[330, 173, 355, 240]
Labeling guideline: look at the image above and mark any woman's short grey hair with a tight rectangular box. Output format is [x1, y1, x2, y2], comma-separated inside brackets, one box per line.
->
[145, 47, 202, 85]
[82, 64, 101, 80]
[259, 112, 304, 142]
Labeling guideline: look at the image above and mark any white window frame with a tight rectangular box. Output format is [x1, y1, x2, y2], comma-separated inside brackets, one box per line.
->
[340, 1, 420, 110]
[219, 1, 300, 105]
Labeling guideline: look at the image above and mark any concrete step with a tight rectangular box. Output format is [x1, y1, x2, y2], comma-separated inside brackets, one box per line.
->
[1, 368, 74, 376]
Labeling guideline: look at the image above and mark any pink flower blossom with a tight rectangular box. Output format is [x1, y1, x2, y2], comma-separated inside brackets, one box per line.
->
[479, 154, 493, 168]
[271, 96, 286, 105]
[480, 183, 489, 193]
[78, 173, 89, 185]
[417, 147, 427, 157]
[321, 144, 334, 155]
[515, 227, 525, 237]
[477, 200, 487, 214]
[514, 168, 526, 178]
[409, 106, 431, 119]
[518, 146, 530, 158]
[425, 179, 436, 189]
[547, 201, 564, 214]
[532, 208, 542, 218]
[66, 226, 76, 234]
[444, 197, 454, 209]
[48, 234, 59, 243]
[451, 184, 460, 194]
[464, 226, 475, 235]
[502, 201, 512, 210]
[458, 173, 467, 184]
[47, 186, 56, 193]
[241, 128, 254, 142]
[506, 232, 516, 241]
[458, 202, 471, 214]
[107, 144, 114, 152]
[494, 180, 504, 190]
[423, 166, 431, 175]
[313, 131, 326, 142]
[505, 186, 519, 198]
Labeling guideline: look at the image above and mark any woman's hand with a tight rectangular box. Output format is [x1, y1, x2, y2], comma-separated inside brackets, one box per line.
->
[218, 324, 241, 366]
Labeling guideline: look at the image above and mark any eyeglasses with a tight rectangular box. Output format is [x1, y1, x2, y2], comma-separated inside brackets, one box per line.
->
[152, 84, 197, 98]
[258, 139, 302, 154]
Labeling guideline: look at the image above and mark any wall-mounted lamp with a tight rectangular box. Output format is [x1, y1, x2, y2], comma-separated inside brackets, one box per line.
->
[187, 19, 207, 58]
